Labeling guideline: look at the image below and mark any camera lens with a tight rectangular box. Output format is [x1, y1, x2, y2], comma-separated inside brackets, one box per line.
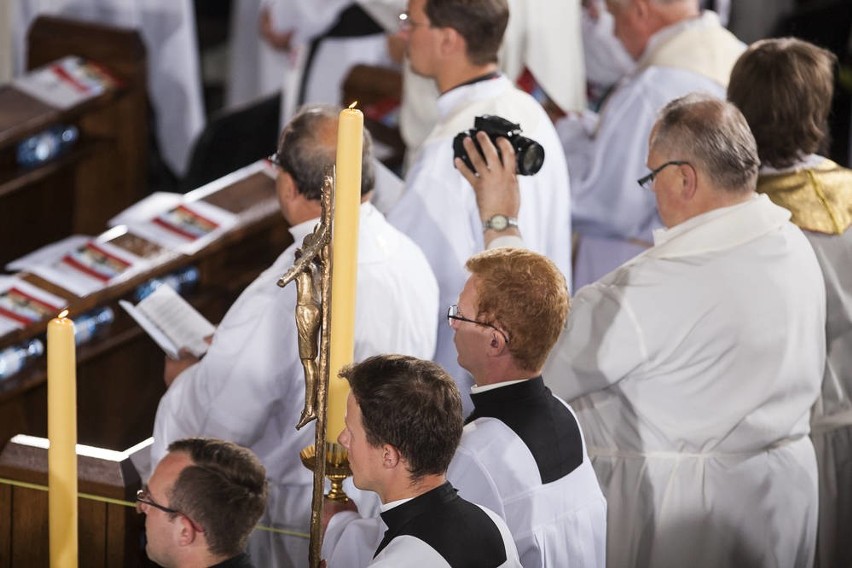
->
[515, 138, 545, 176]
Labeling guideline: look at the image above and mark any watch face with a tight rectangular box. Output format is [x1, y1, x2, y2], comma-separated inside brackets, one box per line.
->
[488, 215, 508, 231]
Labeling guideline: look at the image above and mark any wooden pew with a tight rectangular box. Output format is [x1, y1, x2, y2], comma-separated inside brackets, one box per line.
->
[0, 163, 291, 452]
[0, 436, 154, 567]
[0, 16, 148, 268]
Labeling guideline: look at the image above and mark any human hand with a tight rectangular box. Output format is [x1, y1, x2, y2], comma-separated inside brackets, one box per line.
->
[259, 6, 294, 51]
[455, 132, 521, 244]
[164, 349, 200, 388]
[387, 33, 406, 64]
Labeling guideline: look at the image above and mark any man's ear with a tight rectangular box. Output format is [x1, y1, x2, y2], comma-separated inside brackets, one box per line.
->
[680, 162, 698, 200]
[175, 515, 200, 547]
[439, 26, 465, 59]
[382, 444, 401, 469]
[487, 329, 509, 357]
[276, 171, 299, 202]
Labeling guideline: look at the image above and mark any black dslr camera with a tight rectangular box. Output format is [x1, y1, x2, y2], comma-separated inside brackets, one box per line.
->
[453, 115, 545, 176]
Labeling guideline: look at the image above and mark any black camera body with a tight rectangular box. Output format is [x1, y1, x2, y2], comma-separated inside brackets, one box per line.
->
[453, 115, 545, 176]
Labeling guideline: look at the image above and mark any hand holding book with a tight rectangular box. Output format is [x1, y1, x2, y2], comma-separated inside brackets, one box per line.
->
[119, 285, 215, 360]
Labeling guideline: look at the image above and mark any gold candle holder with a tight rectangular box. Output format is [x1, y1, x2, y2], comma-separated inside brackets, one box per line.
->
[300, 442, 351, 503]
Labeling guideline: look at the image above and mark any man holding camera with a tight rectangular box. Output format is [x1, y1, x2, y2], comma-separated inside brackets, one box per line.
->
[387, 0, 572, 413]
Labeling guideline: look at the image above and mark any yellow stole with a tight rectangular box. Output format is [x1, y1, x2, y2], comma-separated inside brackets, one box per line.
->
[757, 160, 852, 235]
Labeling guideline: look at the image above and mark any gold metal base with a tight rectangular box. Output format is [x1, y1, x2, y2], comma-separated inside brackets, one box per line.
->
[300, 442, 351, 503]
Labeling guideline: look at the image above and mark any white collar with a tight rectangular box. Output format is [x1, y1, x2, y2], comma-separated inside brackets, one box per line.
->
[760, 154, 826, 175]
[637, 11, 720, 68]
[647, 193, 790, 258]
[436, 74, 509, 122]
[287, 202, 375, 244]
[381, 496, 414, 512]
[470, 378, 528, 394]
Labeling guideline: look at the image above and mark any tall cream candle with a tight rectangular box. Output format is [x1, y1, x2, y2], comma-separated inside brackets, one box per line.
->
[327, 105, 363, 442]
[47, 310, 78, 567]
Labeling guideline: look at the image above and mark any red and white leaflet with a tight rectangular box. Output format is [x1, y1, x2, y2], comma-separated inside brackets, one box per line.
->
[28, 238, 147, 297]
[0, 277, 68, 336]
[12, 56, 118, 110]
[117, 198, 238, 255]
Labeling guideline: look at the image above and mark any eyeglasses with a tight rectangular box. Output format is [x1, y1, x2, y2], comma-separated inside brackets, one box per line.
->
[268, 152, 282, 169]
[637, 161, 690, 190]
[136, 488, 206, 532]
[136, 488, 180, 515]
[398, 11, 431, 30]
[447, 304, 509, 343]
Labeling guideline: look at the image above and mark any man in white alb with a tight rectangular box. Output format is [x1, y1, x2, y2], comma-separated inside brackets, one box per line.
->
[150, 105, 439, 568]
[388, 0, 571, 413]
[560, 0, 744, 288]
[461, 94, 826, 568]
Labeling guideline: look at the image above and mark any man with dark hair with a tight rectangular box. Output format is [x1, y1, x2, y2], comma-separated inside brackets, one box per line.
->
[326, 355, 521, 567]
[388, 0, 572, 414]
[138, 438, 267, 567]
[321, 250, 607, 567]
[461, 94, 826, 567]
[150, 105, 439, 567]
[445, 248, 607, 567]
[729, 37, 852, 568]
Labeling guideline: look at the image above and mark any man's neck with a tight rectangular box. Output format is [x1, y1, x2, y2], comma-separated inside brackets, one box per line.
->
[652, 2, 701, 30]
[380, 474, 446, 504]
[472, 361, 540, 388]
[638, 4, 702, 60]
[174, 549, 232, 568]
[437, 63, 500, 94]
[286, 193, 371, 226]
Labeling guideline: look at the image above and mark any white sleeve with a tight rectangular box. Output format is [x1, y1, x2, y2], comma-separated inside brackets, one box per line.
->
[264, 0, 352, 43]
[560, 78, 660, 239]
[544, 283, 647, 400]
[151, 276, 302, 465]
[487, 235, 527, 250]
[388, 150, 478, 306]
[369, 536, 450, 567]
[323, 512, 384, 568]
[447, 444, 506, 520]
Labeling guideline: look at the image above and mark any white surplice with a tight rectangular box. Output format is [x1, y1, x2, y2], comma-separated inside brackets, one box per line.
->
[262, 0, 395, 124]
[388, 74, 571, 413]
[757, 157, 852, 568]
[448, 382, 607, 568]
[544, 194, 825, 568]
[559, 11, 744, 287]
[150, 203, 438, 568]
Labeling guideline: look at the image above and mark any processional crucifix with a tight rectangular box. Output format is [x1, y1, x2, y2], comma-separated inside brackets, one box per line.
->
[276, 105, 364, 568]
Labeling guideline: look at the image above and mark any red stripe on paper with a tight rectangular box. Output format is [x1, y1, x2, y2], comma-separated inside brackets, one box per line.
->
[0, 306, 33, 326]
[51, 63, 90, 94]
[152, 217, 199, 241]
[61, 255, 111, 282]
[8, 287, 62, 313]
[85, 242, 131, 270]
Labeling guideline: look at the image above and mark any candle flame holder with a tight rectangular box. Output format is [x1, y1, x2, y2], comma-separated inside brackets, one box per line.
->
[300, 442, 351, 503]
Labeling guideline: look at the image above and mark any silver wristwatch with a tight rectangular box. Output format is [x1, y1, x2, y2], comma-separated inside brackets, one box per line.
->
[482, 214, 519, 232]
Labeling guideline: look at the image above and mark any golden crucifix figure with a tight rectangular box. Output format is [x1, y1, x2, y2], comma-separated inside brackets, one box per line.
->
[278, 193, 330, 430]
[278, 178, 349, 567]
[292, 238, 323, 429]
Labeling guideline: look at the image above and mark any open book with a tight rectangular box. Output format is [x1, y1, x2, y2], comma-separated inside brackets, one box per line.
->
[119, 284, 215, 359]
